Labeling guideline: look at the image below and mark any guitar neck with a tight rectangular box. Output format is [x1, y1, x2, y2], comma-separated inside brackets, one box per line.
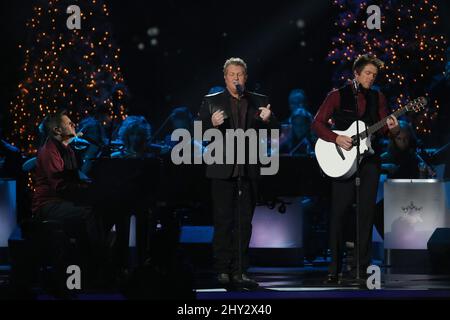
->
[360, 107, 407, 139]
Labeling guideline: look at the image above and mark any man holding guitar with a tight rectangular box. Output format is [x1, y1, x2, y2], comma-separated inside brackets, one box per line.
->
[312, 54, 400, 284]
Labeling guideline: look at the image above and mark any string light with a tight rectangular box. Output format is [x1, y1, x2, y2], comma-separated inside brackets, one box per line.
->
[328, 0, 447, 135]
[9, 0, 128, 154]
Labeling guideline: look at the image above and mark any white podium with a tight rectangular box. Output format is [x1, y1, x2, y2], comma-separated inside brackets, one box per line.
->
[384, 179, 450, 250]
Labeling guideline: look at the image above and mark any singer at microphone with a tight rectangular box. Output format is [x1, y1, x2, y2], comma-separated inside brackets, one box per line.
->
[198, 57, 279, 289]
[311, 54, 399, 284]
[31, 109, 107, 285]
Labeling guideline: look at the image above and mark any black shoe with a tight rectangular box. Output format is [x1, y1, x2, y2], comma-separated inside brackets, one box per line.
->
[347, 266, 368, 280]
[323, 273, 342, 285]
[217, 273, 230, 285]
[232, 273, 259, 289]
[117, 268, 131, 289]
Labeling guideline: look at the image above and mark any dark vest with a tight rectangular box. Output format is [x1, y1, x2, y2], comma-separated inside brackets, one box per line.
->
[333, 84, 383, 153]
[333, 83, 379, 131]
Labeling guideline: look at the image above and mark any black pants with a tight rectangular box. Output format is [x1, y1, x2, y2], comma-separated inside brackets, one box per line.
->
[211, 177, 257, 275]
[37, 201, 106, 275]
[328, 156, 380, 275]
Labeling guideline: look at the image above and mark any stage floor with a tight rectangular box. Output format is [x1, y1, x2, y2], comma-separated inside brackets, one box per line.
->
[194, 267, 450, 299]
[2, 265, 450, 300]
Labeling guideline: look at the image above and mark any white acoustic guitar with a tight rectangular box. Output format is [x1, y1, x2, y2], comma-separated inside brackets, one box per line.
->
[314, 97, 427, 179]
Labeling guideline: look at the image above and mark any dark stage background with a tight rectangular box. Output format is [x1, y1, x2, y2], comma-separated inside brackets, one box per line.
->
[1, 1, 450, 300]
[0, 0, 449, 141]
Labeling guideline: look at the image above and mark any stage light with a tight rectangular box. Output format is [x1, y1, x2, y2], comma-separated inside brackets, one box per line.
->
[147, 27, 160, 37]
[296, 19, 305, 29]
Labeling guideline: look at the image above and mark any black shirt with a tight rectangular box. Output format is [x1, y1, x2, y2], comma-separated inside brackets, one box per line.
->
[229, 94, 248, 130]
[229, 94, 248, 177]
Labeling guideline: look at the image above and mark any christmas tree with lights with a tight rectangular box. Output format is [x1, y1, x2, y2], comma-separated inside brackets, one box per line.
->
[9, 0, 128, 154]
[328, 0, 447, 136]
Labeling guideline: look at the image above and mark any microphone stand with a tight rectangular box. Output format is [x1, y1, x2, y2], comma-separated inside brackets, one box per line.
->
[103, 116, 120, 159]
[233, 83, 247, 285]
[432, 141, 450, 160]
[149, 114, 172, 145]
[236, 92, 243, 283]
[289, 137, 307, 156]
[352, 80, 362, 284]
[237, 174, 243, 282]
[416, 146, 437, 178]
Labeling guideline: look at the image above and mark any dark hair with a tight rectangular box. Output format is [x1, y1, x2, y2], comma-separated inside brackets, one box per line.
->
[352, 54, 384, 74]
[170, 106, 194, 122]
[118, 116, 152, 150]
[45, 109, 68, 137]
[387, 120, 418, 155]
[288, 88, 307, 110]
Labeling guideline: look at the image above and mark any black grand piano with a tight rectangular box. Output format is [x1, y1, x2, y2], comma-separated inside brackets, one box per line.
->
[88, 154, 330, 210]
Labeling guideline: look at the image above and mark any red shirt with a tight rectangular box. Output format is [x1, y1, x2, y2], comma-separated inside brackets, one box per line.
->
[311, 89, 390, 143]
[32, 138, 79, 213]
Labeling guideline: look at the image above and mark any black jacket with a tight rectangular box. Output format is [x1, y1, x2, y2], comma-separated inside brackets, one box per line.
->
[198, 90, 279, 179]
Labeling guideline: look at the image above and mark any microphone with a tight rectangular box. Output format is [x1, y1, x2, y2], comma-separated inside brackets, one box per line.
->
[233, 81, 244, 97]
[60, 132, 77, 140]
[351, 79, 359, 95]
[75, 132, 102, 147]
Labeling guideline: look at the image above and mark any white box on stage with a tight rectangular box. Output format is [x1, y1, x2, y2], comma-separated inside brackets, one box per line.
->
[0, 179, 17, 248]
[384, 179, 450, 250]
[250, 197, 303, 249]
[249, 196, 305, 266]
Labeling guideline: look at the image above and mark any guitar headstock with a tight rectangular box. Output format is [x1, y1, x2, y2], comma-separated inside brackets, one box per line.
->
[405, 96, 427, 113]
